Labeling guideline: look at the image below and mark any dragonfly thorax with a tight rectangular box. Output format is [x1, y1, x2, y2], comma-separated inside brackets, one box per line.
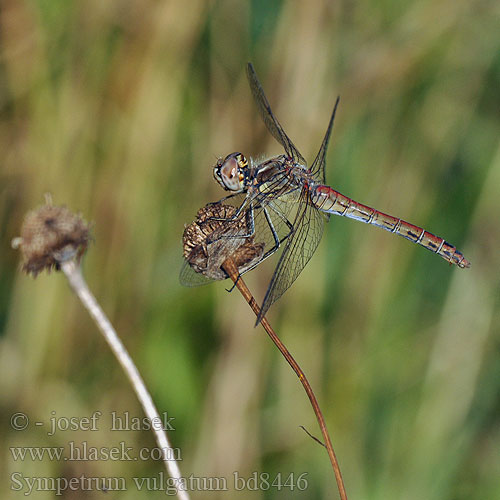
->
[213, 152, 249, 192]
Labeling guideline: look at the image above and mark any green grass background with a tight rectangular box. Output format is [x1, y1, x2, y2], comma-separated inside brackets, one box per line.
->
[1, 0, 499, 498]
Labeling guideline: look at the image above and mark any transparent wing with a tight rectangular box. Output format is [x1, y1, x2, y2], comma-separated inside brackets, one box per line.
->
[256, 188, 326, 324]
[309, 96, 340, 183]
[179, 186, 302, 289]
[179, 259, 215, 287]
[247, 63, 306, 165]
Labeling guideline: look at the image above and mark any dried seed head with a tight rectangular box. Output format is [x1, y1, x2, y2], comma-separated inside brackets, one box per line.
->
[183, 203, 264, 280]
[12, 204, 91, 277]
[182, 204, 239, 262]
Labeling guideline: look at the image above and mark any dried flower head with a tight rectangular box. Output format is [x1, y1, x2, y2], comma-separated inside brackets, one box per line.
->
[182, 203, 264, 280]
[12, 203, 91, 276]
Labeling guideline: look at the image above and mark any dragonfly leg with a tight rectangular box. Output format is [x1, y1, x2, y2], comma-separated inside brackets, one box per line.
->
[207, 203, 256, 245]
[207, 193, 252, 224]
[238, 205, 294, 275]
[206, 192, 241, 206]
[225, 274, 241, 293]
[262, 205, 294, 259]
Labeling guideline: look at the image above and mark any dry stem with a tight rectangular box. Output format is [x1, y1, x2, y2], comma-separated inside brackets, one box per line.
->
[222, 258, 348, 500]
[60, 260, 190, 500]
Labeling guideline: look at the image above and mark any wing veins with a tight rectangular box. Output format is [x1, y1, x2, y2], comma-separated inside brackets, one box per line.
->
[247, 63, 306, 165]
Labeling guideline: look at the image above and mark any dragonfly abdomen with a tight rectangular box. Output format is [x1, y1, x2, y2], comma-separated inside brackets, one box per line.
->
[311, 185, 470, 268]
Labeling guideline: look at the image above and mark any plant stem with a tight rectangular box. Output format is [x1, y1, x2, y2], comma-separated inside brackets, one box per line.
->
[60, 260, 190, 500]
[222, 258, 348, 500]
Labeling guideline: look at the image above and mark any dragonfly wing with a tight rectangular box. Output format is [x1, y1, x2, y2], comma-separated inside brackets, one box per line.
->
[256, 189, 326, 324]
[180, 195, 274, 287]
[179, 259, 217, 287]
[247, 63, 306, 165]
[309, 96, 340, 183]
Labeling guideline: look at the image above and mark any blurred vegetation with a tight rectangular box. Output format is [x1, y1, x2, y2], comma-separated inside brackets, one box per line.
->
[1, 0, 499, 498]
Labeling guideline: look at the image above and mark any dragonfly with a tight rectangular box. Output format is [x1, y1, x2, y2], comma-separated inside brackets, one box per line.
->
[181, 63, 470, 324]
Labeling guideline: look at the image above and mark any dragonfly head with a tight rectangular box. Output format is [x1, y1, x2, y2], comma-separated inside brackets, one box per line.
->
[213, 153, 248, 192]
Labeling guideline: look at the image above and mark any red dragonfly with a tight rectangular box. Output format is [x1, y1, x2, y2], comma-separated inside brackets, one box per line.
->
[181, 63, 470, 323]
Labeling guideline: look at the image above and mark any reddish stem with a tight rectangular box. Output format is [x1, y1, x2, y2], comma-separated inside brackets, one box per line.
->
[222, 258, 348, 500]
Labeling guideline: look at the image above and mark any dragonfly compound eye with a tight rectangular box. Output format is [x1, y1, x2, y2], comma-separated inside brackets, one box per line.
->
[213, 152, 246, 192]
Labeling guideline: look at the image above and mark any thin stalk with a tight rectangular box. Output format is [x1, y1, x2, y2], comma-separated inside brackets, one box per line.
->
[222, 258, 348, 500]
[60, 260, 190, 500]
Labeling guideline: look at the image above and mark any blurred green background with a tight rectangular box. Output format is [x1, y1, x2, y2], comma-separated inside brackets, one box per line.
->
[1, 0, 499, 498]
